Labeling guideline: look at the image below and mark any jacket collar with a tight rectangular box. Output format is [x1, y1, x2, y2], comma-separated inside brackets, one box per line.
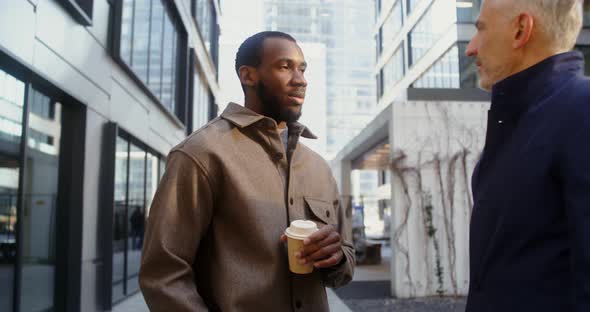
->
[220, 102, 318, 139]
[490, 51, 585, 121]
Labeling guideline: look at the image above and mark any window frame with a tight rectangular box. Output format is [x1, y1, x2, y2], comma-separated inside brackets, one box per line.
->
[110, 0, 190, 128]
[101, 122, 165, 310]
[0, 50, 87, 312]
[59, 0, 94, 26]
[191, 0, 220, 66]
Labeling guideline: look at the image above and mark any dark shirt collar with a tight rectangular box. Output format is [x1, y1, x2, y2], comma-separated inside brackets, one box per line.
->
[490, 51, 585, 121]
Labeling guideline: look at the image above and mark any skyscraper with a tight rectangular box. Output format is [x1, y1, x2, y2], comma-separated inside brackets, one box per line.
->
[264, 0, 377, 159]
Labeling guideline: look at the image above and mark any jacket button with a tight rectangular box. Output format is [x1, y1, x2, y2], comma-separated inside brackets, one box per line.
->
[274, 152, 283, 161]
[295, 300, 302, 309]
[290, 197, 294, 205]
[326, 210, 331, 218]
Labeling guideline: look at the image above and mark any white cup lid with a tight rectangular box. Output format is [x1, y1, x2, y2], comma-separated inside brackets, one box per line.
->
[285, 220, 318, 240]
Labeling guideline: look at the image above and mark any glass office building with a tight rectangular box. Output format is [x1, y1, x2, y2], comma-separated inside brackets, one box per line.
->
[0, 1, 220, 311]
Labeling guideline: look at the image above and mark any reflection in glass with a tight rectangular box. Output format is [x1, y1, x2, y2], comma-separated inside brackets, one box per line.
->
[145, 153, 158, 219]
[407, 0, 424, 14]
[194, 0, 214, 53]
[381, 44, 404, 97]
[0, 69, 25, 311]
[148, 0, 165, 99]
[20, 88, 62, 311]
[380, 0, 403, 54]
[131, 0, 151, 82]
[161, 16, 178, 113]
[193, 70, 210, 130]
[120, 0, 134, 65]
[119, 0, 179, 114]
[159, 158, 166, 181]
[126, 144, 145, 294]
[408, 0, 456, 66]
[112, 137, 128, 303]
[412, 43, 479, 89]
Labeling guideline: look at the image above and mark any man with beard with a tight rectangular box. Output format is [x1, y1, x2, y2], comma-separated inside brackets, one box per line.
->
[139, 31, 355, 312]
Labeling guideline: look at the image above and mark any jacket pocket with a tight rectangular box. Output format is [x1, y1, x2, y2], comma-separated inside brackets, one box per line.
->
[304, 197, 337, 226]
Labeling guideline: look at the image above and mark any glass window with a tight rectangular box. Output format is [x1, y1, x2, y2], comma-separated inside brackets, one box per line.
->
[456, 0, 482, 23]
[0, 69, 25, 311]
[193, 69, 211, 131]
[412, 43, 479, 89]
[118, 0, 181, 117]
[380, 0, 403, 54]
[381, 44, 405, 97]
[111, 134, 163, 303]
[58, 0, 94, 25]
[407, 0, 424, 14]
[148, 0, 165, 99]
[194, 0, 217, 54]
[19, 88, 62, 311]
[29, 88, 55, 120]
[146, 152, 159, 218]
[375, 0, 381, 19]
[408, 0, 456, 66]
[159, 158, 166, 180]
[131, 1, 150, 82]
[126, 144, 145, 294]
[161, 16, 178, 113]
[381, 0, 395, 13]
[112, 137, 128, 303]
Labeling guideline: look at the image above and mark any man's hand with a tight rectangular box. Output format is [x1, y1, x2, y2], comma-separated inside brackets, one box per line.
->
[281, 224, 344, 268]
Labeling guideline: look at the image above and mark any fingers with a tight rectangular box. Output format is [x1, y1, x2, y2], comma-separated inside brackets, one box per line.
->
[303, 243, 341, 263]
[280, 234, 287, 243]
[313, 251, 344, 269]
[299, 231, 341, 258]
[304, 224, 335, 245]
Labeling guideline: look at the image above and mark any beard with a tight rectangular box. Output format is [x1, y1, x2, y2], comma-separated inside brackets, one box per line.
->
[257, 81, 302, 124]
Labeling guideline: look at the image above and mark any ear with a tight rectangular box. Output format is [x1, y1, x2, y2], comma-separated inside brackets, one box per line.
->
[513, 13, 534, 49]
[238, 65, 258, 88]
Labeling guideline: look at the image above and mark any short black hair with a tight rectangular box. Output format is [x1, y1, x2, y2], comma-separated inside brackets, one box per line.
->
[235, 31, 297, 75]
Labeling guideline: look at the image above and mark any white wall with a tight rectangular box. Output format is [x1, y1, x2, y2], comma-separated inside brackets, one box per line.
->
[389, 100, 488, 298]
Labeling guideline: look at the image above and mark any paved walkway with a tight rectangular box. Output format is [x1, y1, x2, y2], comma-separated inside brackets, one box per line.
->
[333, 244, 466, 312]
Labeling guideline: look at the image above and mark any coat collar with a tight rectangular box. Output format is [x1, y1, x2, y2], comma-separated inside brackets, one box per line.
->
[220, 103, 318, 139]
[490, 51, 585, 121]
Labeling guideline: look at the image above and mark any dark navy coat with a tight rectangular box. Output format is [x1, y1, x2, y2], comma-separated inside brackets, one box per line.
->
[466, 52, 590, 312]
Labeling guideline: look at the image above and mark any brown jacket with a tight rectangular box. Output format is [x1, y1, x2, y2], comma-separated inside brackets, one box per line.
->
[139, 103, 355, 312]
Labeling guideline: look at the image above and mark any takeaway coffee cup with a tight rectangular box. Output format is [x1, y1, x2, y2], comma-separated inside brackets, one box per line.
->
[285, 220, 319, 274]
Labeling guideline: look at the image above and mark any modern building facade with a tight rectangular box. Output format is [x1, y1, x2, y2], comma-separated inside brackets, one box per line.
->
[332, 0, 590, 299]
[323, 0, 377, 160]
[0, 0, 220, 311]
